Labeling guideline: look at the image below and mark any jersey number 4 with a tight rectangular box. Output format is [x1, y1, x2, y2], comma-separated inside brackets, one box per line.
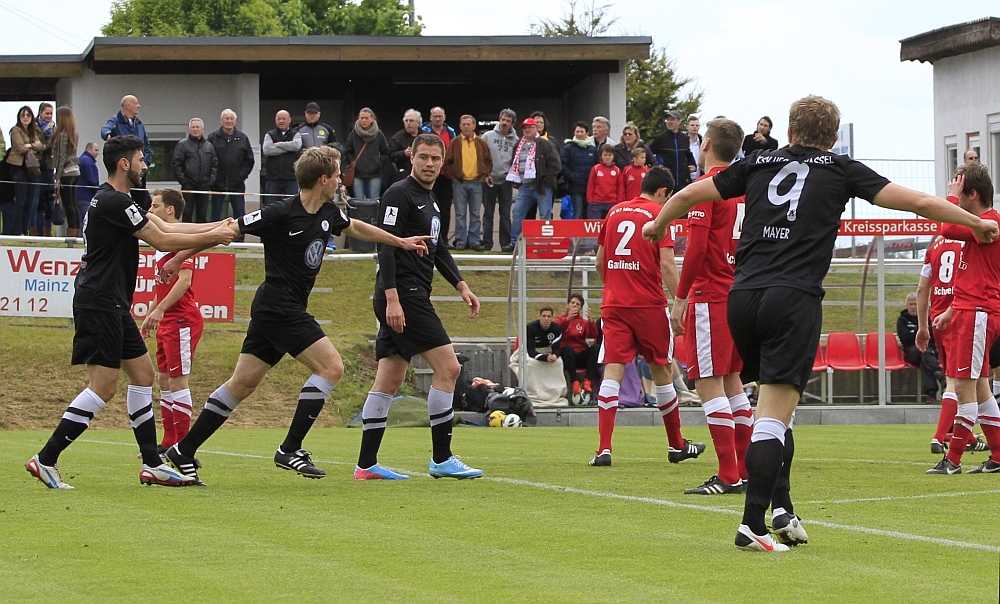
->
[767, 161, 810, 222]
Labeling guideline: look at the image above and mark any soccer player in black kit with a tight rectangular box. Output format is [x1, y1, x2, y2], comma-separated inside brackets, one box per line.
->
[165, 146, 431, 485]
[26, 135, 236, 489]
[643, 95, 998, 552]
[353, 133, 484, 480]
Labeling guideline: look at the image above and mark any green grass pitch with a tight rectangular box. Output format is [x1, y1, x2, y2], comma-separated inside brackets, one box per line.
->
[2, 424, 998, 603]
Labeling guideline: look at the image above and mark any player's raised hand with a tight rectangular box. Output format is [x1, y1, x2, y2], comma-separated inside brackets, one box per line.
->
[211, 221, 238, 245]
[400, 235, 434, 256]
[947, 174, 964, 200]
[974, 219, 999, 243]
[642, 221, 665, 242]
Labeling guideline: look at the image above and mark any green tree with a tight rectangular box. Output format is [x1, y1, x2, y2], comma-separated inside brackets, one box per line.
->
[529, 0, 701, 141]
[102, 0, 421, 37]
[626, 48, 702, 141]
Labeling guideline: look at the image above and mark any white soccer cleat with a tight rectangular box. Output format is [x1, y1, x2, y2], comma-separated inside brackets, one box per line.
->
[139, 463, 200, 487]
[26, 455, 74, 489]
[771, 507, 809, 545]
[735, 524, 790, 552]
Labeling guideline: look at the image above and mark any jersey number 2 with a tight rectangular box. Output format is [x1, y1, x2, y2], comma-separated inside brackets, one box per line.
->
[767, 161, 810, 222]
[615, 220, 636, 256]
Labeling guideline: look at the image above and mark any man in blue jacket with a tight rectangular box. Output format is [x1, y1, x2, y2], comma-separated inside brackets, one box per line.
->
[102, 95, 153, 208]
[75, 142, 100, 230]
[648, 110, 695, 194]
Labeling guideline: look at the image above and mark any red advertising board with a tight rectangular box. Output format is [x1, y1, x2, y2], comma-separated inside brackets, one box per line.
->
[131, 251, 236, 322]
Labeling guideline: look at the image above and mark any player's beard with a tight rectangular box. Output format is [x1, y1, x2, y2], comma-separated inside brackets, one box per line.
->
[127, 164, 142, 188]
[412, 167, 438, 187]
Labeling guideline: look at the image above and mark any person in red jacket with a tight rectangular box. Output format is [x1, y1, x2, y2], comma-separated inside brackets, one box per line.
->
[622, 147, 650, 201]
[553, 293, 600, 400]
[586, 144, 623, 219]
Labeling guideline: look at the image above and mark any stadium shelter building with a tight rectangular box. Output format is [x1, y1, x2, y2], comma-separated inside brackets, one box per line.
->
[0, 35, 650, 198]
[901, 17, 1000, 203]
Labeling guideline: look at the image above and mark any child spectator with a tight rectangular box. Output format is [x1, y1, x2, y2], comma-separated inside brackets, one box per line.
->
[586, 143, 623, 219]
[622, 147, 650, 201]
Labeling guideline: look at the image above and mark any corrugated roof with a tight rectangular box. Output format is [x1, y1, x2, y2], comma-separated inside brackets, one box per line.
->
[900, 17, 1000, 63]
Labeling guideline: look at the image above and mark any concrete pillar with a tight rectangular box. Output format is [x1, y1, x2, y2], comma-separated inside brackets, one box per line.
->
[608, 59, 627, 134]
[234, 74, 261, 200]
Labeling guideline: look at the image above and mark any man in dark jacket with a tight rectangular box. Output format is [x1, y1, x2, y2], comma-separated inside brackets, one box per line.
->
[101, 94, 153, 208]
[648, 110, 695, 193]
[297, 102, 340, 151]
[421, 106, 458, 245]
[897, 292, 943, 403]
[172, 118, 218, 223]
[509, 118, 562, 243]
[262, 110, 302, 205]
[207, 108, 254, 224]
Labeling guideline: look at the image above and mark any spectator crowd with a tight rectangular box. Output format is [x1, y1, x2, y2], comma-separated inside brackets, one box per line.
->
[0, 96, 781, 249]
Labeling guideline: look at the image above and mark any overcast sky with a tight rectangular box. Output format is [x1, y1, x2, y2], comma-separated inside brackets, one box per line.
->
[0, 0, 995, 160]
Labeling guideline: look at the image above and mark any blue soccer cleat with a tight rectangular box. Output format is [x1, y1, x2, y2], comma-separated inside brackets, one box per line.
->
[428, 455, 483, 479]
[354, 464, 410, 480]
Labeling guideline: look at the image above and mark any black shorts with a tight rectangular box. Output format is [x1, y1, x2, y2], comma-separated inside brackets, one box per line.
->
[373, 295, 451, 362]
[241, 308, 326, 366]
[727, 287, 822, 394]
[72, 307, 148, 368]
[990, 335, 1000, 369]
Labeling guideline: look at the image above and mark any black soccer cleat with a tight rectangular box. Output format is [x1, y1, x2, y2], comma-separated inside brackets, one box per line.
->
[925, 458, 961, 475]
[274, 448, 326, 479]
[965, 435, 989, 452]
[966, 458, 1000, 474]
[930, 439, 948, 455]
[668, 439, 706, 463]
[684, 475, 743, 495]
[588, 449, 612, 467]
[165, 444, 206, 486]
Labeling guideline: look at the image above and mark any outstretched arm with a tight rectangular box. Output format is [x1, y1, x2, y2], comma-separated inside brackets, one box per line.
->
[343, 219, 430, 255]
[135, 218, 236, 252]
[642, 178, 722, 242]
[873, 181, 997, 242]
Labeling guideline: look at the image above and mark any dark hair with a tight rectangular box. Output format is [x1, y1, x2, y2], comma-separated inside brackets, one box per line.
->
[599, 143, 616, 156]
[102, 135, 145, 174]
[574, 121, 589, 133]
[15, 105, 37, 139]
[539, 305, 554, 315]
[529, 111, 549, 135]
[153, 187, 186, 216]
[37, 102, 53, 117]
[759, 116, 773, 130]
[568, 293, 585, 306]
[641, 166, 675, 195]
[410, 133, 446, 155]
[956, 162, 995, 208]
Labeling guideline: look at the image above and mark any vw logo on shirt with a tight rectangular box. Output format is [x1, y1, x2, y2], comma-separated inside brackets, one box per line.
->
[430, 216, 441, 244]
[304, 239, 325, 269]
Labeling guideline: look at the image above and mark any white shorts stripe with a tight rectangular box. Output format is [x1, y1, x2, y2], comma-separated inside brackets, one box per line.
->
[665, 307, 674, 362]
[179, 327, 192, 375]
[597, 339, 606, 364]
[694, 303, 714, 377]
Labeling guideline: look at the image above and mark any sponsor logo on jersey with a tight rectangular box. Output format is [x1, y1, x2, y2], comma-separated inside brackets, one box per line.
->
[243, 210, 262, 225]
[430, 216, 441, 244]
[384, 206, 398, 226]
[126, 204, 144, 226]
[304, 239, 324, 269]
[321, 220, 329, 232]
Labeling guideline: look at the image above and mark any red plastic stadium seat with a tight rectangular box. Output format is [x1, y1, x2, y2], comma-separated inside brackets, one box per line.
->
[864, 332, 907, 371]
[826, 333, 866, 371]
[812, 343, 828, 372]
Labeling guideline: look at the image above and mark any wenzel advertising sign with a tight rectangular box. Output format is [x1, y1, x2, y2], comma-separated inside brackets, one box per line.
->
[0, 247, 235, 321]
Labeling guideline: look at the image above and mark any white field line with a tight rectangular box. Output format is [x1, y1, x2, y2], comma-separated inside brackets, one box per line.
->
[78, 439, 1000, 553]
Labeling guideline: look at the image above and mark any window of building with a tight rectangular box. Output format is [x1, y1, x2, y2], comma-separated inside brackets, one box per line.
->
[148, 140, 179, 183]
[945, 142, 958, 181]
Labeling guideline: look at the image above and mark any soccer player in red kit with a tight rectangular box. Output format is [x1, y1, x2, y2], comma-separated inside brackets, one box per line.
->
[916, 233, 963, 454]
[589, 166, 704, 466]
[925, 165, 1000, 475]
[669, 119, 752, 494]
[140, 188, 205, 453]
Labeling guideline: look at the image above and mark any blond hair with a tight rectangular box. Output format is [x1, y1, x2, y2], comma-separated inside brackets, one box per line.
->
[788, 95, 840, 150]
[294, 146, 341, 189]
[704, 118, 744, 163]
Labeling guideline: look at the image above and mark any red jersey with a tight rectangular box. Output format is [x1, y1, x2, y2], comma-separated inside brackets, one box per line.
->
[622, 164, 649, 201]
[941, 209, 1000, 312]
[586, 163, 623, 203]
[552, 313, 598, 354]
[921, 237, 964, 319]
[153, 251, 203, 324]
[598, 197, 674, 308]
[676, 166, 745, 302]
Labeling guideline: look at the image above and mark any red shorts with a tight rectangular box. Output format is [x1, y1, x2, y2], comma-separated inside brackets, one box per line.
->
[598, 306, 672, 366]
[684, 300, 743, 380]
[155, 319, 204, 377]
[935, 324, 951, 371]
[944, 309, 997, 379]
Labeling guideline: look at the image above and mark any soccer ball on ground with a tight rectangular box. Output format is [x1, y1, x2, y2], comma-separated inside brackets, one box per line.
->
[502, 413, 522, 428]
[488, 410, 507, 427]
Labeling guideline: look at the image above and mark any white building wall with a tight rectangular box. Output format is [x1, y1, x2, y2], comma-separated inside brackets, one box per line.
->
[62, 69, 261, 198]
[932, 45, 1000, 200]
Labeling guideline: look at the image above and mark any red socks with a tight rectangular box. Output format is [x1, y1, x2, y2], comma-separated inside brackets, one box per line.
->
[597, 379, 620, 453]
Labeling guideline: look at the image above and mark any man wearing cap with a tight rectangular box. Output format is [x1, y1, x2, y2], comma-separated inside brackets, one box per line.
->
[508, 117, 562, 244]
[262, 110, 302, 205]
[649, 110, 696, 193]
[298, 102, 340, 151]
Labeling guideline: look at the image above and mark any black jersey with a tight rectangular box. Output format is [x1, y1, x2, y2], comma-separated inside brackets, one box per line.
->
[238, 194, 350, 312]
[714, 146, 889, 296]
[374, 176, 463, 298]
[525, 319, 562, 361]
[74, 183, 149, 314]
